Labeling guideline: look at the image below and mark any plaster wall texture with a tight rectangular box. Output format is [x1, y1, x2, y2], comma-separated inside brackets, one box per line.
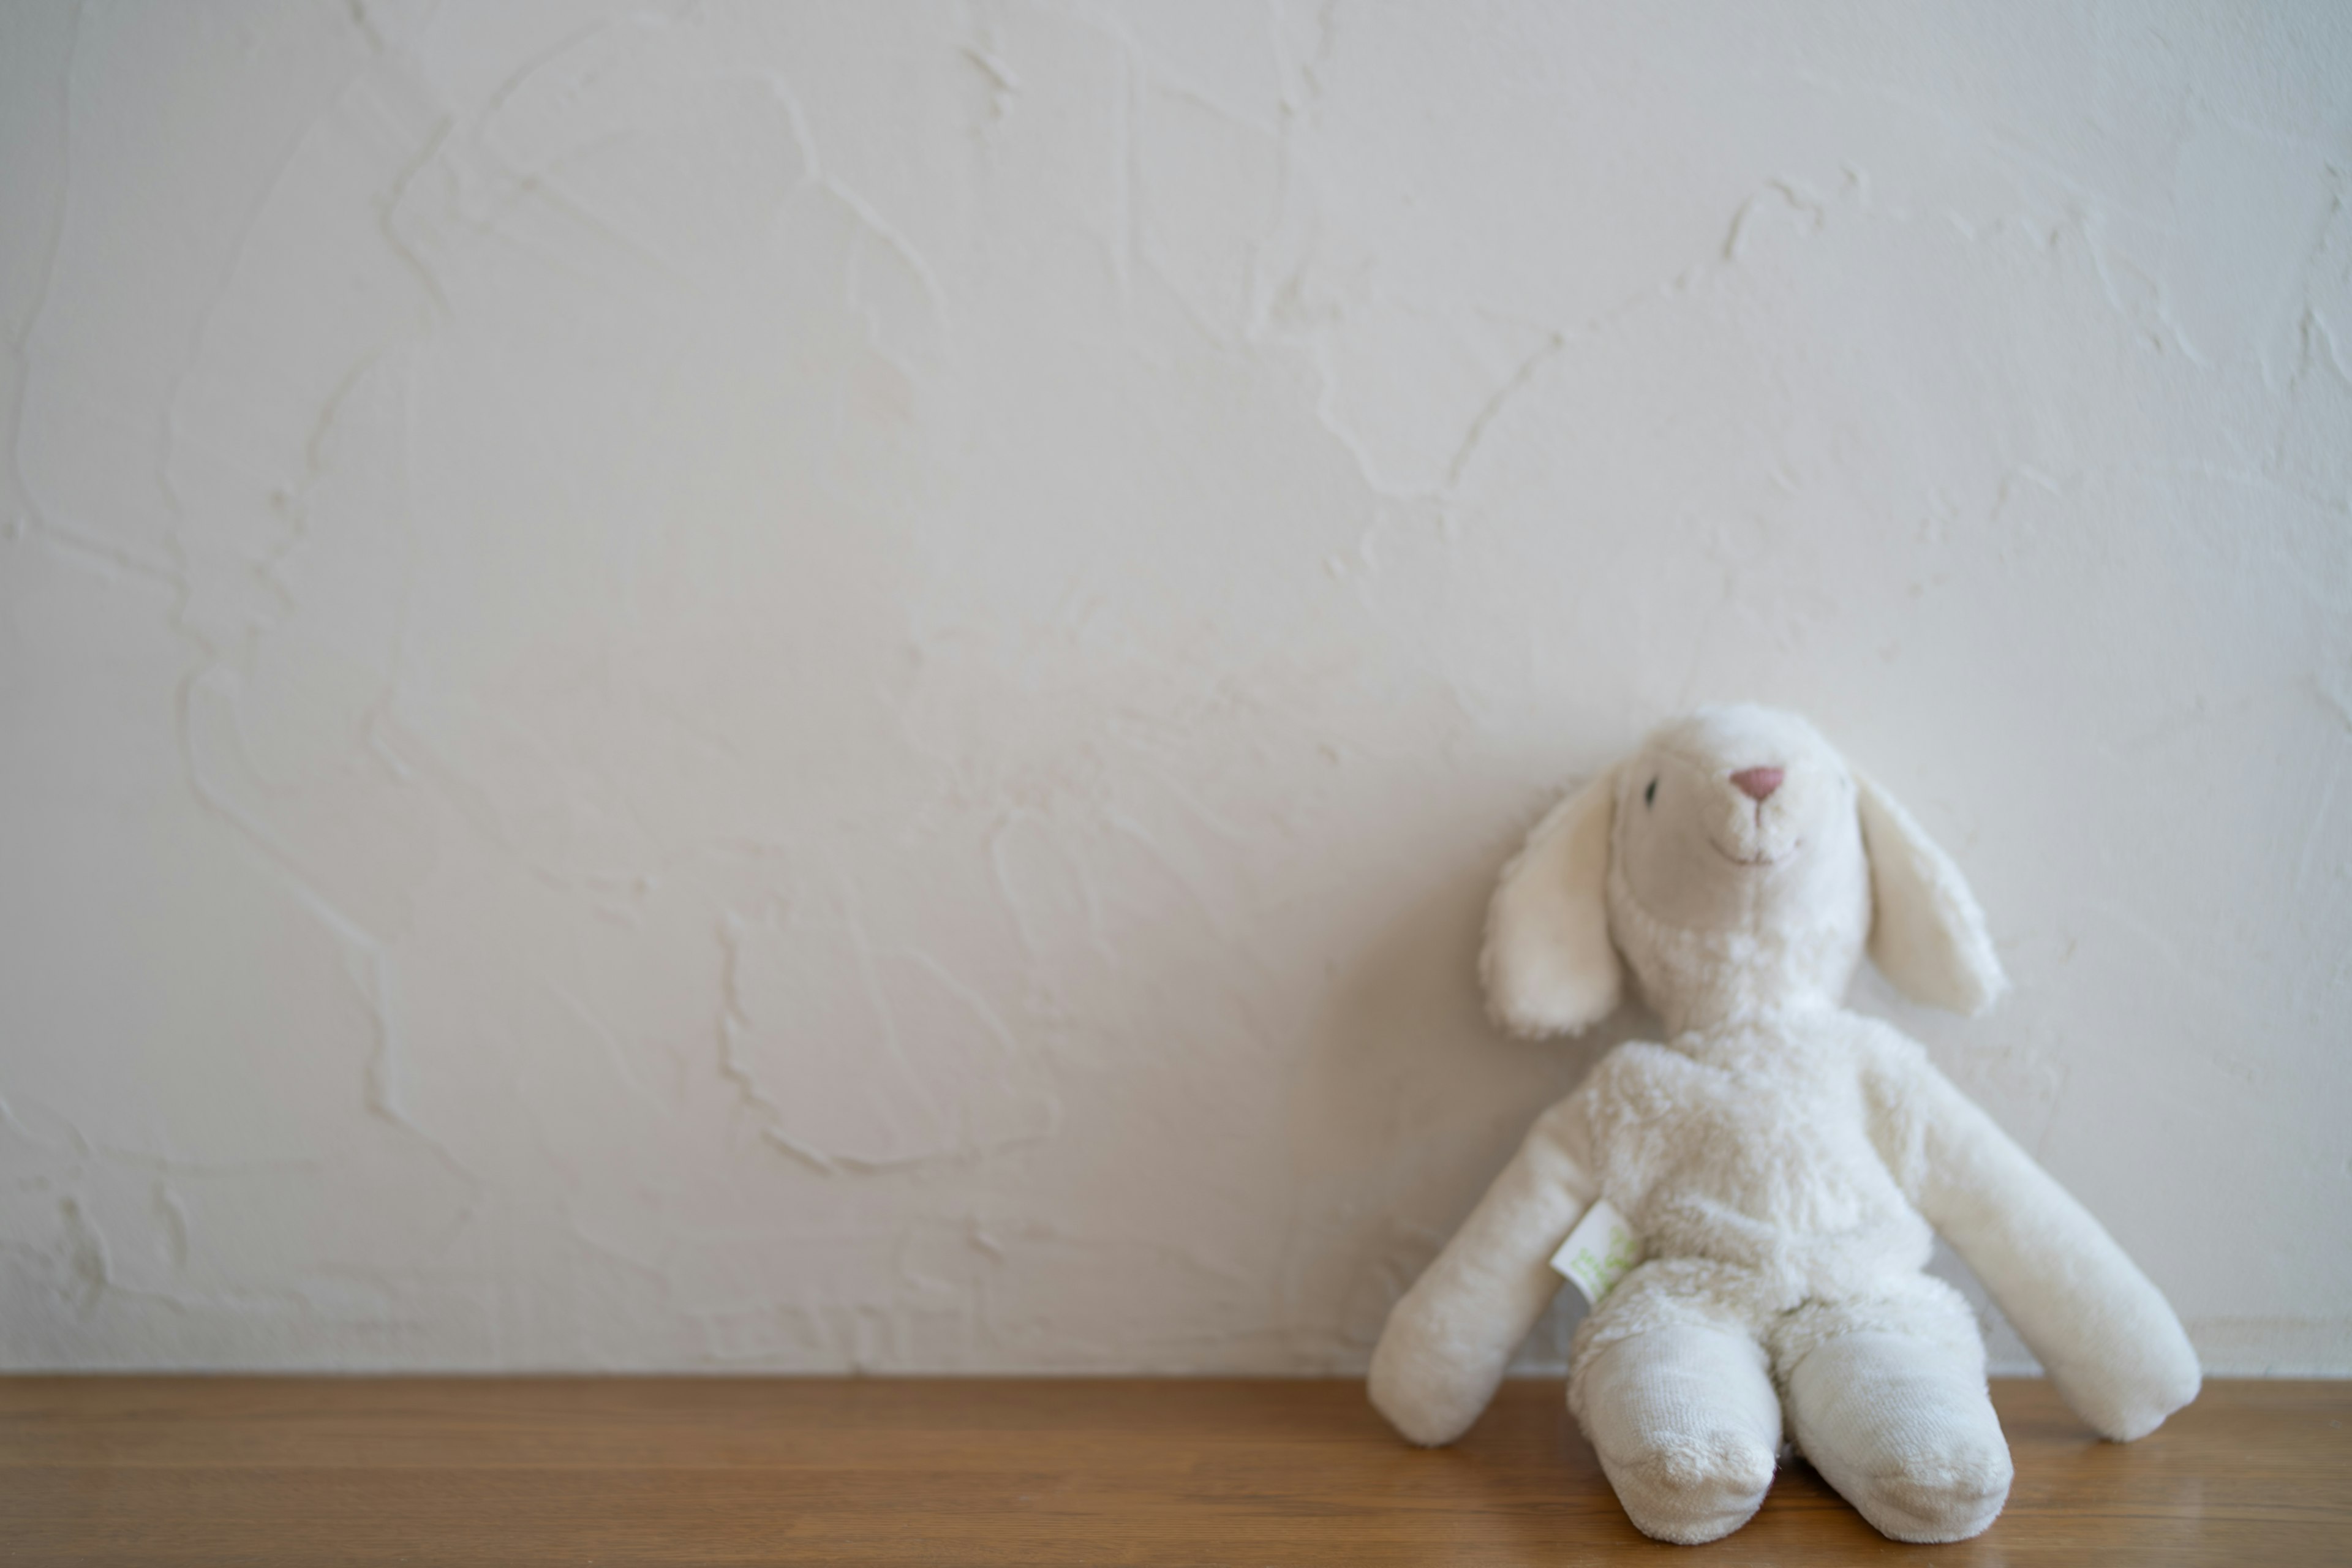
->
[1, 0, 2347, 1376]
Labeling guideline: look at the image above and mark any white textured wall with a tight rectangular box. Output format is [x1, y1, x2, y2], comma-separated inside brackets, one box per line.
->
[3, 0, 2348, 1376]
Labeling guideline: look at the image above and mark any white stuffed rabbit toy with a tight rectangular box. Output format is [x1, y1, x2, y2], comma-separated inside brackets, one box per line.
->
[1368, 704, 2199, 1544]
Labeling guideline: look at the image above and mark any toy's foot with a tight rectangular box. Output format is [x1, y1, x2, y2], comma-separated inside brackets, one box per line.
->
[1785, 1330, 2013, 1543]
[1602, 1425, 1778, 1544]
[1576, 1323, 1781, 1544]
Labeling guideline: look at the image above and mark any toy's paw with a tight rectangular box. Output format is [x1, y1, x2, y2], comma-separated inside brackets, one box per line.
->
[1597, 1427, 1777, 1545]
[1366, 1327, 1482, 1448]
[2060, 1351, 2202, 1443]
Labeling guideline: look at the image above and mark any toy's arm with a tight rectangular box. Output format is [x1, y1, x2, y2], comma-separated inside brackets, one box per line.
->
[1368, 1093, 1597, 1446]
[1896, 1058, 2199, 1441]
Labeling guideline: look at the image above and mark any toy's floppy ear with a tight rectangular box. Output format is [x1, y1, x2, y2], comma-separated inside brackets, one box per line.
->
[1481, 765, 1623, 1038]
[1856, 771, 2008, 1016]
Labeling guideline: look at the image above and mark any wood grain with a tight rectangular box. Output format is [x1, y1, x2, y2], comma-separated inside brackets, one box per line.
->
[1, 1377, 2345, 1565]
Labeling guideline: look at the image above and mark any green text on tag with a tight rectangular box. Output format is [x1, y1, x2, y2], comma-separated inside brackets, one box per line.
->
[1548, 1197, 1642, 1305]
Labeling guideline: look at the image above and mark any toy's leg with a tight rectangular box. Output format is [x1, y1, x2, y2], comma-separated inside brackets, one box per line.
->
[1573, 1322, 1782, 1544]
[1782, 1324, 2011, 1544]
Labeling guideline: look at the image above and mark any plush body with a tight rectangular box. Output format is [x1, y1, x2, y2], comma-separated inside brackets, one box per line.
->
[1367, 706, 2198, 1544]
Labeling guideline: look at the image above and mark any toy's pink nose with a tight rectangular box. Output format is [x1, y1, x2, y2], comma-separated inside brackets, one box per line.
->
[1731, 767, 1784, 802]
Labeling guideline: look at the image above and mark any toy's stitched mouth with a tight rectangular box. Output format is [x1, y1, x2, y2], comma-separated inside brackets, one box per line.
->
[1711, 837, 1800, 869]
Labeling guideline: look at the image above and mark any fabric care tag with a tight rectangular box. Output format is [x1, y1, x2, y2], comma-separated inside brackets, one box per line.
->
[1548, 1197, 1643, 1306]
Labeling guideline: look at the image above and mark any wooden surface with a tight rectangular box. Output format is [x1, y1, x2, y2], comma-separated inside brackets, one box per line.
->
[1, 1377, 2345, 1565]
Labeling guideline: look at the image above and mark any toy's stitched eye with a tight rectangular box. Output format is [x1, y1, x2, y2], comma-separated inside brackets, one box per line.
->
[1644, 778, 1657, 808]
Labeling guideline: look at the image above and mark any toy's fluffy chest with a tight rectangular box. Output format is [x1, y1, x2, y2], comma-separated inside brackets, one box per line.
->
[1580, 1019, 1932, 1283]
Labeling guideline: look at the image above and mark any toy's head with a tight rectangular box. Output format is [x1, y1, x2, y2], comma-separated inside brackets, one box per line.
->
[1482, 704, 2005, 1036]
